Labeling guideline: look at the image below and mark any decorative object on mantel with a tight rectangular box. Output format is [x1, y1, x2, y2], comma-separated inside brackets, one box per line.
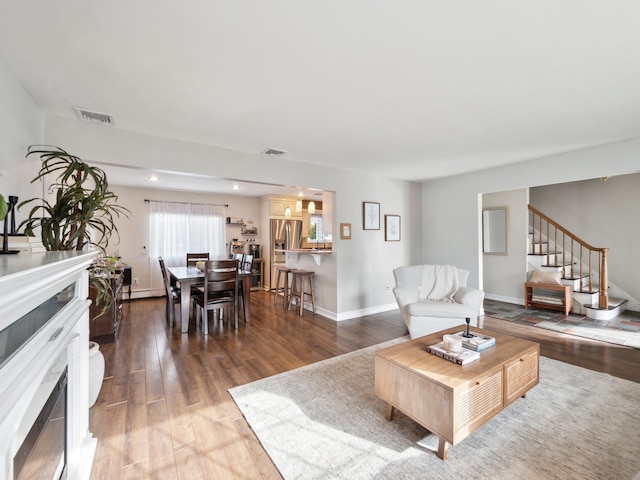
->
[363, 201, 380, 230]
[384, 214, 400, 241]
[8, 195, 18, 234]
[0, 194, 19, 255]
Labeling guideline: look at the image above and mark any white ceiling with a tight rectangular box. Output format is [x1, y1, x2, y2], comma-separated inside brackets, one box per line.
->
[92, 161, 324, 197]
[1, 1, 640, 193]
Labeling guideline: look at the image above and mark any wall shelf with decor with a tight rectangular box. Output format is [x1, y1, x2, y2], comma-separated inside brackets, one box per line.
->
[226, 217, 245, 226]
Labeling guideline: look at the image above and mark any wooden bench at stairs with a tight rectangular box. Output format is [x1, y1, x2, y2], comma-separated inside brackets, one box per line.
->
[524, 282, 573, 316]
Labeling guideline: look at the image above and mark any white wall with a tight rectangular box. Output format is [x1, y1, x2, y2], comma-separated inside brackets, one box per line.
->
[422, 137, 640, 292]
[44, 115, 423, 319]
[482, 188, 529, 303]
[530, 173, 640, 310]
[0, 58, 44, 212]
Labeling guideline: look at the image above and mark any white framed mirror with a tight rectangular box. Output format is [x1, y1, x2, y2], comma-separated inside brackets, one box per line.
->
[483, 207, 508, 255]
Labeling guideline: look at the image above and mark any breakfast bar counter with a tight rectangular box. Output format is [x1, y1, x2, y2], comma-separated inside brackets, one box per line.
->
[276, 248, 333, 266]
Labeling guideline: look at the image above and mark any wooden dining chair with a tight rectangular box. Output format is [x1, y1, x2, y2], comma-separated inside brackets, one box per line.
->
[187, 252, 210, 266]
[193, 259, 239, 334]
[238, 254, 253, 319]
[158, 257, 181, 327]
[241, 254, 253, 273]
[233, 253, 245, 269]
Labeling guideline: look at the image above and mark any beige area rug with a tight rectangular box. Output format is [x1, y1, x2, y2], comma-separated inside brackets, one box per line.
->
[230, 339, 640, 480]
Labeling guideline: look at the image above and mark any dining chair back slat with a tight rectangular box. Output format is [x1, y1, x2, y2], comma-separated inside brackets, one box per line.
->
[187, 252, 210, 266]
[242, 254, 253, 273]
[233, 253, 245, 269]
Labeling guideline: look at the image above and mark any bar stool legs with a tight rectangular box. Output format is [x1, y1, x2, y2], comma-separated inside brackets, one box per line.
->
[288, 270, 316, 316]
[273, 265, 292, 308]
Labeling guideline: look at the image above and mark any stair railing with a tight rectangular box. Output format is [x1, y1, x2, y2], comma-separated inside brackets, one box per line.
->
[528, 205, 609, 309]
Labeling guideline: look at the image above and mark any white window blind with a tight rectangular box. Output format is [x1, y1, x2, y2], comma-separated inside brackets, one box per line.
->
[148, 200, 227, 267]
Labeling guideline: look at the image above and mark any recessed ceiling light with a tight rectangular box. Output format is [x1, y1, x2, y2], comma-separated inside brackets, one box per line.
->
[147, 175, 159, 182]
[232, 184, 241, 190]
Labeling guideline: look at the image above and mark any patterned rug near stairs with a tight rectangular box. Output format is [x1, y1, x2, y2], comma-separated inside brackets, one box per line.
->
[484, 299, 640, 348]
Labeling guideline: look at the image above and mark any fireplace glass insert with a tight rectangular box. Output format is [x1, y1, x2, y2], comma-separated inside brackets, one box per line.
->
[14, 366, 67, 480]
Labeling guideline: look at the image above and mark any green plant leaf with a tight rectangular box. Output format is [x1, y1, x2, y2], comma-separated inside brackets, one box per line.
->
[0, 194, 7, 222]
[19, 145, 130, 251]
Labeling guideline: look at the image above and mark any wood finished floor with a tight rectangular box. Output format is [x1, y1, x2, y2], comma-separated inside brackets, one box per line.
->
[89, 291, 640, 479]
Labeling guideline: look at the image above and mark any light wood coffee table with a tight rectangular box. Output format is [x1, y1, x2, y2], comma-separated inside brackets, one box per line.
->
[375, 326, 539, 460]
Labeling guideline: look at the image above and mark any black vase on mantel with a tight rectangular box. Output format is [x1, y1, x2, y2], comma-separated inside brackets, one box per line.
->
[1, 195, 21, 255]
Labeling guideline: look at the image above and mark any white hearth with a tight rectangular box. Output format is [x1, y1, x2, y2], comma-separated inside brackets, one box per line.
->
[0, 251, 97, 480]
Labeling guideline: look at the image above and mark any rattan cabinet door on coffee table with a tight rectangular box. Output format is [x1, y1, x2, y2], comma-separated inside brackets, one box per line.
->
[375, 326, 539, 460]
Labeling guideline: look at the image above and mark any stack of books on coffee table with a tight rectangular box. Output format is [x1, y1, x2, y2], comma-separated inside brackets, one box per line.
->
[426, 342, 480, 365]
[452, 331, 496, 351]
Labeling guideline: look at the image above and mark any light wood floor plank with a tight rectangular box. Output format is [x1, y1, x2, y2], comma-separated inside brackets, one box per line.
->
[146, 399, 179, 480]
[123, 370, 148, 466]
[233, 416, 283, 480]
[90, 401, 128, 480]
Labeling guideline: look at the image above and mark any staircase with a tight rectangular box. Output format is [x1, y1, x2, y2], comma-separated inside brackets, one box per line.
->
[528, 205, 627, 321]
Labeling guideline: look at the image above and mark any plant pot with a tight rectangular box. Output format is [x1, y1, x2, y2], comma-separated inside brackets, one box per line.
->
[88, 341, 105, 407]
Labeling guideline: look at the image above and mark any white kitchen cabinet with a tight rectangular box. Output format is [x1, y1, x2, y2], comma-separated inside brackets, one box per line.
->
[269, 198, 301, 218]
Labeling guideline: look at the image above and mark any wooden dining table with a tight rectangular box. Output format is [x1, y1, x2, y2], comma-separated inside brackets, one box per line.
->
[167, 265, 251, 333]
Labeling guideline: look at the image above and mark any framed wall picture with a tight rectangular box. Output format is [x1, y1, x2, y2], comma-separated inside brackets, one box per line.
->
[363, 202, 380, 230]
[385, 214, 401, 241]
[340, 223, 352, 240]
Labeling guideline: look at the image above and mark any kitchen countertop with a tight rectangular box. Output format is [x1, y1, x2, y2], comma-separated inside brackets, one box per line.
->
[276, 248, 333, 266]
[275, 248, 333, 254]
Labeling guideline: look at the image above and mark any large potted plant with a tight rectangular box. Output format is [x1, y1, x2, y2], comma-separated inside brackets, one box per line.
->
[19, 145, 130, 406]
[19, 145, 128, 251]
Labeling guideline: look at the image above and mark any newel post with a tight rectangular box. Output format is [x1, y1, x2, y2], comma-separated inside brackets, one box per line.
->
[599, 249, 609, 309]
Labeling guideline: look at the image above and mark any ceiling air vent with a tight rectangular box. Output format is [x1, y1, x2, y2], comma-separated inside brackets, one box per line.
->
[73, 106, 114, 126]
[261, 148, 287, 156]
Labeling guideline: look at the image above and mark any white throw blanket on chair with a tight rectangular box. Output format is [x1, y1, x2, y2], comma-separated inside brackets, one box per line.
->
[418, 264, 459, 303]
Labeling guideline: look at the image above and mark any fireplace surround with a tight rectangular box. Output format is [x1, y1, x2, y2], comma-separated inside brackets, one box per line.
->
[0, 251, 97, 480]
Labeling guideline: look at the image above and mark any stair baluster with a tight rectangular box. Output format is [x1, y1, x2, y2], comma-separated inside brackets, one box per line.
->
[528, 205, 608, 310]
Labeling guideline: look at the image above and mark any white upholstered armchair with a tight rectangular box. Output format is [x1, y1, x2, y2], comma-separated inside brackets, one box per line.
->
[393, 264, 485, 339]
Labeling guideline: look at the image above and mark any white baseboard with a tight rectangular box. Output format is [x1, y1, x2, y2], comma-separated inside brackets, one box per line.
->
[334, 303, 399, 322]
[124, 289, 164, 300]
[484, 293, 525, 306]
[293, 302, 398, 322]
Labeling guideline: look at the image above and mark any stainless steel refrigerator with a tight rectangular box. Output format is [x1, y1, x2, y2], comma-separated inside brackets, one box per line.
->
[270, 219, 303, 287]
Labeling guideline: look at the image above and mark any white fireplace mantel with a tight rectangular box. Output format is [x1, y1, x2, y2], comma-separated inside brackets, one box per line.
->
[0, 250, 98, 480]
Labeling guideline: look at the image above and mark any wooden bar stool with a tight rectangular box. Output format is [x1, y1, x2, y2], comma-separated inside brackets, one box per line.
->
[273, 265, 293, 308]
[288, 269, 316, 316]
